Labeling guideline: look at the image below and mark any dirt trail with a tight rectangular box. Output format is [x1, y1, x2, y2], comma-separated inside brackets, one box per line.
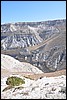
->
[22, 69, 66, 80]
[27, 33, 61, 51]
[1, 69, 66, 80]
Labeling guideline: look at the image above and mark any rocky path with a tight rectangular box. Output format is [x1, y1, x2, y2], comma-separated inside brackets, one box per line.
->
[27, 32, 61, 51]
[1, 72, 66, 99]
[20, 69, 66, 80]
[1, 68, 66, 80]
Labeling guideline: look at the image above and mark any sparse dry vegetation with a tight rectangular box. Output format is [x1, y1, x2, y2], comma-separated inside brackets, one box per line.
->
[6, 76, 25, 86]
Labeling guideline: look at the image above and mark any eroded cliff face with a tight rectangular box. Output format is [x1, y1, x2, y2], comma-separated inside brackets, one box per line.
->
[1, 34, 40, 50]
[1, 19, 66, 49]
[1, 19, 66, 72]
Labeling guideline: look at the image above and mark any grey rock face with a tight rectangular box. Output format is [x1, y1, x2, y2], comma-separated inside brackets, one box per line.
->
[1, 19, 66, 72]
[1, 34, 39, 50]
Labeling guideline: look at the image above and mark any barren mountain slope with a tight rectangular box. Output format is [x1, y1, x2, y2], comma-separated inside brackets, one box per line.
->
[1, 54, 43, 77]
[1, 19, 66, 73]
[1, 19, 66, 99]
[1, 19, 66, 50]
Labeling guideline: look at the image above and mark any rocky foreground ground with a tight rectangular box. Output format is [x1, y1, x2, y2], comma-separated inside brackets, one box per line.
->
[1, 70, 66, 99]
[1, 54, 66, 99]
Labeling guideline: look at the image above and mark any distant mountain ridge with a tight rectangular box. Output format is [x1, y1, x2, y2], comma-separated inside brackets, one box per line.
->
[1, 19, 66, 50]
[1, 19, 66, 72]
[1, 19, 65, 34]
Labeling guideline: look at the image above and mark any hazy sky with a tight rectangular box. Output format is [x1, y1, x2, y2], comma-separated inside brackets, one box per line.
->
[1, 1, 66, 24]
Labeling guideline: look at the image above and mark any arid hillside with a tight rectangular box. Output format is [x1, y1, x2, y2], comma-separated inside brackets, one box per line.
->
[1, 19, 66, 73]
